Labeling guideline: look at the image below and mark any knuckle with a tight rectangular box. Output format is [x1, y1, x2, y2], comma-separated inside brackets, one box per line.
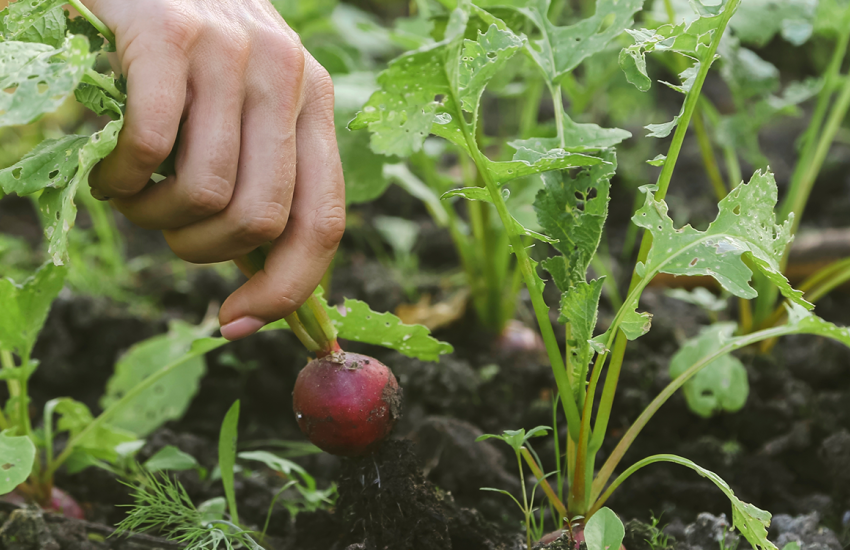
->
[182, 175, 232, 217]
[267, 33, 305, 73]
[310, 203, 346, 251]
[158, 4, 201, 51]
[234, 202, 288, 244]
[127, 127, 173, 169]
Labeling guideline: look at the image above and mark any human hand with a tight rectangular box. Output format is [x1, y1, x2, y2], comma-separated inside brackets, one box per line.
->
[82, 0, 345, 341]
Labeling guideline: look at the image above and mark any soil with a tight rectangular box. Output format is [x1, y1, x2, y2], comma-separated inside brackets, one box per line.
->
[2, 28, 850, 550]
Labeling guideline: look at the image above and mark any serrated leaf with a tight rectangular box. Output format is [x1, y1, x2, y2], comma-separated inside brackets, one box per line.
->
[457, 23, 524, 112]
[12, 6, 66, 47]
[0, 430, 35, 495]
[489, 143, 604, 185]
[324, 297, 453, 361]
[783, 302, 850, 346]
[66, 13, 105, 52]
[0, 0, 64, 42]
[670, 323, 748, 417]
[619, 14, 728, 92]
[100, 319, 216, 437]
[535, 152, 615, 291]
[476, 0, 644, 83]
[620, 310, 652, 340]
[40, 114, 123, 266]
[633, 170, 811, 309]
[558, 278, 604, 392]
[0, 36, 94, 127]
[0, 262, 65, 359]
[75, 84, 123, 119]
[0, 135, 88, 196]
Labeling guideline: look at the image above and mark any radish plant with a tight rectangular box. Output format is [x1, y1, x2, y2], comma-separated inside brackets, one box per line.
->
[0, 0, 451, 509]
[350, 0, 850, 547]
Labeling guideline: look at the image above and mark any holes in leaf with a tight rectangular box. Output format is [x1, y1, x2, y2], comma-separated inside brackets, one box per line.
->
[486, 51, 497, 60]
[689, 258, 698, 266]
[36, 81, 49, 94]
[434, 94, 445, 104]
[733, 204, 741, 215]
[48, 169, 59, 179]
[12, 167, 22, 180]
[3, 83, 19, 94]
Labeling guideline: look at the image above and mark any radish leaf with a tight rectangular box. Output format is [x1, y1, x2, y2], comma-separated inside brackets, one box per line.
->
[633, 170, 811, 309]
[0, 0, 65, 43]
[0, 262, 65, 359]
[585, 507, 625, 550]
[670, 323, 749, 417]
[0, 430, 35, 495]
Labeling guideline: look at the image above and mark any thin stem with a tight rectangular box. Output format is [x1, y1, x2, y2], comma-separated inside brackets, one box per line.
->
[590, 323, 799, 504]
[521, 446, 568, 521]
[0, 407, 6, 430]
[692, 109, 727, 201]
[785, 73, 850, 237]
[552, 85, 566, 148]
[68, 0, 116, 44]
[518, 451, 531, 550]
[456, 97, 582, 440]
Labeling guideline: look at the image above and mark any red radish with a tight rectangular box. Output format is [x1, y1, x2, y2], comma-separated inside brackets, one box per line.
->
[293, 352, 402, 456]
[5, 486, 85, 519]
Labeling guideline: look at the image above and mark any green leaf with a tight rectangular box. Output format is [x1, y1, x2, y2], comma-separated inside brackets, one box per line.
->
[558, 278, 604, 389]
[75, 84, 123, 119]
[632, 170, 811, 309]
[323, 297, 453, 361]
[0, 262, 65, 359]
[238, 450, 308, 479]
[441, 187, 492, 202]
[0, 0, 64, 43]
[12, 6, 66, 47]
[731, 0, 815, 46]
[509, 115, 631, 153]
[0, 430, 36, 495]
[144, 446, 200, 473]
[619, 14, 728, 92]
[0, 135, 89, 196]
[66, 14, 105, 52]
[456, 23, 524, 112]
[0, 36, 94, 127]
[585, 507, 626, 550]
[534, 152, 615, 291]
[619, 310, 653, 340]
[665, 287, 728, 312]
[40, 114, 123, 266]
[219, 400, 240, 526]
[476, 0, 644, 83]
[100, 319, 216, 437]
[49, 398, 138, 468]
[670, 323, 749, 417]
[619, 454, 777, 550]
[647, 154, 666, 166]
[783, 302, 850, 347]
[488, 143, 604, 185]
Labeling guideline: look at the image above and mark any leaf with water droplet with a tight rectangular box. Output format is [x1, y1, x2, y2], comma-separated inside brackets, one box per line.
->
[0, 262, 65, 360]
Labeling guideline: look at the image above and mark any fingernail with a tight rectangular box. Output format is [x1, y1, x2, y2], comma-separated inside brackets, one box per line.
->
[220, 316, 265, 341]
[89, 187, 111, 201]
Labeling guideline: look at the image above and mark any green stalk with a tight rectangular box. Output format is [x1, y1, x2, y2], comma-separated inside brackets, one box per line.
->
[454, 91, 582, 441]
[518, 450, 532, 550]
[579, 0, 741, 471]
[589, 323, 798, 504]
[237, 246, 340, 356]
[68, 0, 116, 44]
[692, 110, 727, 201]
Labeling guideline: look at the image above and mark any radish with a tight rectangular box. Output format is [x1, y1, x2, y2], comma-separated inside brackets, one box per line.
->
[234, 245, 402, 456]
[293, 352, 402, 456]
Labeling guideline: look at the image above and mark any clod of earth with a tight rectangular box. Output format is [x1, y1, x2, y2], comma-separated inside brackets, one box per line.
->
[293, 352, 402, 456]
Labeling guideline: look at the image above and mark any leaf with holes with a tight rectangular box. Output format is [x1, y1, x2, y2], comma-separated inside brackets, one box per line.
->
[558, 278, 604, 395]
[100, 319, 217, 437]
[0, 430, 35, 495]
[40, 113, 123, 266]
[670, 323, 749, 417]
[322, 296, 453, 361]
[534, 151, 616, 292]
[456, 23, 524, 112]
[0, 135, 88, 196]
[0, 262, 65, 359]
[0, 0, 64, 43]
[633, 170, 811, 309]
[475, 0, 644, 83]
[0, 36, 94, 127]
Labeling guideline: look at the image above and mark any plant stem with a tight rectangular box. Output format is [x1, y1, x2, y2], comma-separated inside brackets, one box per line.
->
[68, 0, 116, 44]
[589, 323, 801, 504]
[517, 451, 532, 550]
[522, 446, 568, 520]
[456, 93, 582, 441]
[235, 246, 340, 356]
[692, 109, 727, 201]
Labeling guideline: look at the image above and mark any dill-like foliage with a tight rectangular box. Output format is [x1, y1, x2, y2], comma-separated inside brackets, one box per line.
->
[114, 472, 264, 550]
